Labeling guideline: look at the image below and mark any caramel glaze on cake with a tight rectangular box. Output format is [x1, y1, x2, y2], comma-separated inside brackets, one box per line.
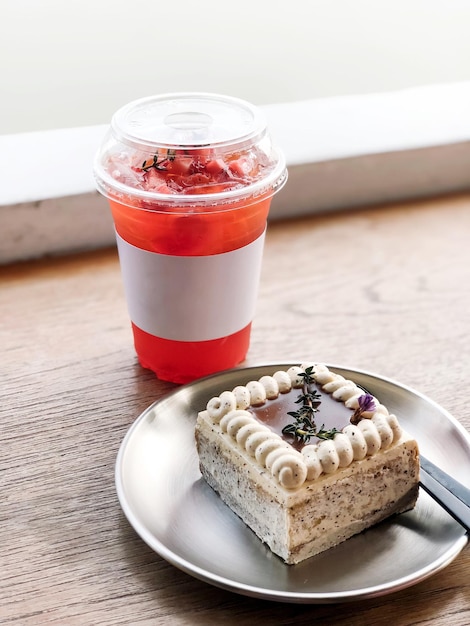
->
[195, 363, 420, 564]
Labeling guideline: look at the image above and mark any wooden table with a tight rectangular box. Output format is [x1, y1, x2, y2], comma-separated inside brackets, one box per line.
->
[2, 193, 470, 625]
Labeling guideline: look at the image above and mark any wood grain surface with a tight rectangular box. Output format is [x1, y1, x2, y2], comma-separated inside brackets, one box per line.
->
[2, 193, 470, 625]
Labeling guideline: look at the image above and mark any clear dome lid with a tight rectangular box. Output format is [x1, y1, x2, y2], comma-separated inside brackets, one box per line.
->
[93, 92, 287, 209]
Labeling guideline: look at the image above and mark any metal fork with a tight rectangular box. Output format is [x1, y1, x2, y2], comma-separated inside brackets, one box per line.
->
[419, 455, 470, 533]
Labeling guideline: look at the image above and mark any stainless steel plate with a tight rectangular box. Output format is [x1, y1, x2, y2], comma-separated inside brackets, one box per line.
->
[115, 363, 470, 603]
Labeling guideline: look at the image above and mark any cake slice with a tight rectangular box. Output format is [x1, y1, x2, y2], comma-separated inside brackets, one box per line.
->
[195, 363, 420, 564]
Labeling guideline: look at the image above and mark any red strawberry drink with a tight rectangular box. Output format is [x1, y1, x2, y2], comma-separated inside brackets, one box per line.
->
[94, 93, 287, 383]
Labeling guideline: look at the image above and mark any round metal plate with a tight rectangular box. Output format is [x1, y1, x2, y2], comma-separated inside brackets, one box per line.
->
[115, 363, 469, 603]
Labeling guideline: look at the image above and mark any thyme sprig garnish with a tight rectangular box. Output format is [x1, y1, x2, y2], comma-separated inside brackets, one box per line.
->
[141, 154, 168, 172]
[282, 366, 340, 444]
[141, 149, 177, 172]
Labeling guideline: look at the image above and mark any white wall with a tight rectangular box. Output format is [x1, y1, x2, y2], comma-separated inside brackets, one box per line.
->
[2, 0, 470, 134]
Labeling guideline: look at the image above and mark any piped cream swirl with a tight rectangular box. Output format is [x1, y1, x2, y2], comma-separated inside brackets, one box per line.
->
[219, 409, 307, 489]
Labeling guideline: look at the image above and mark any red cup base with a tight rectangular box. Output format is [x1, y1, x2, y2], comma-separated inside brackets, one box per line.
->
[131, 322, 252, 384]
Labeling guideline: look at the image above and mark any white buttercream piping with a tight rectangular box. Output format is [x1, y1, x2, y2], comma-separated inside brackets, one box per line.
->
[246, 380, 267, 406]
[218, 408, 307, 489]
[204, 362, 404, 488]
[232, 386, 251, 410]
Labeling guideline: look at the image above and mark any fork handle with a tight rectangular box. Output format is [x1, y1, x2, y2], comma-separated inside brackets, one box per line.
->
[420, 455, 470, 533]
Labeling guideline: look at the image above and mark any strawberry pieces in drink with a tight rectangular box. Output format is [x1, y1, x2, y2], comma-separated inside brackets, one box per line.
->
[109, 147, 269, 196]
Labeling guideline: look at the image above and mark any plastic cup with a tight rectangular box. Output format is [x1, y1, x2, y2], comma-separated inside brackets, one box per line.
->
[94, 92, 287, 383]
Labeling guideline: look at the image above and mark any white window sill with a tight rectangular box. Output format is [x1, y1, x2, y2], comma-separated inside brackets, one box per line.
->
[1, 82, 470, 265]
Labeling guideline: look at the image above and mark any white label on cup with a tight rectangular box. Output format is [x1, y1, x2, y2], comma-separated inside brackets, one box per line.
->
[115, 230, 266, 342]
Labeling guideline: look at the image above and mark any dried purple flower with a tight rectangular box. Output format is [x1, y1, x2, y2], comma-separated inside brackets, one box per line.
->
[350, 393, 376, 424]
[358, 393, 376, 413]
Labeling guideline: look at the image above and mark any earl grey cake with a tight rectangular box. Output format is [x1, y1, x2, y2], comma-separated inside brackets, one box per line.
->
[195, 363, 420, 564]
